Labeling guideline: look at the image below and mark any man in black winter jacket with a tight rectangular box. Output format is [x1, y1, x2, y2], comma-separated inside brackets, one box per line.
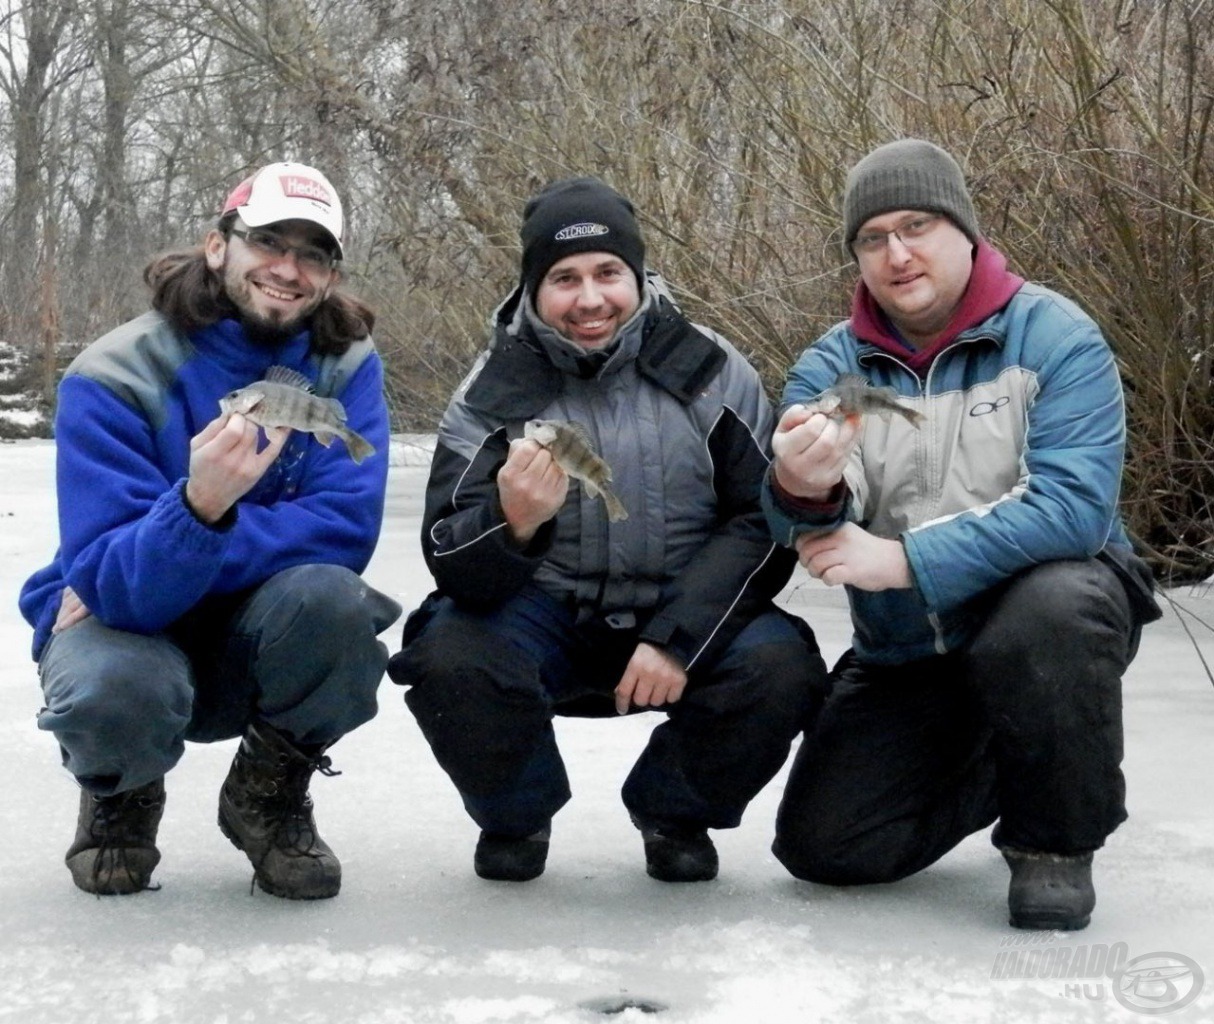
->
[388, 177, 827, 883]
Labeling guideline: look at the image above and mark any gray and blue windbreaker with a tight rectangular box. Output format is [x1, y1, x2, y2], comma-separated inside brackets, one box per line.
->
[419, 275, 796, 671]
[763, 282, 1159, 665]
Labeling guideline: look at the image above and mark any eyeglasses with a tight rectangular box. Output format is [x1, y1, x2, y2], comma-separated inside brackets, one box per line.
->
[852, 214, 943, 257]
[229, 227, 339, 272]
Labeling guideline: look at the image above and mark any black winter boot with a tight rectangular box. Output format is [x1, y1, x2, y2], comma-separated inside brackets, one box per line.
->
[65, 778, 166, 895]
[474, 828, 550, 882]
[636, 819, 719, 883]
[1003, 848, 1095, 930]
[218, 721, 342, 899]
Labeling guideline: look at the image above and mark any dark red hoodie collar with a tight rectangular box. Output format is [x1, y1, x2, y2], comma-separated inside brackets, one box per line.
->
[850, 238, 1025, 373]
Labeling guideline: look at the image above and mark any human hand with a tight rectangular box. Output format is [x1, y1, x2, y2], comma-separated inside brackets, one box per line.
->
[771, 404, 861, 501]
[185, 413, 290, 524]
[52, 585, 91, 634]
[796, 521, 912, 591]
[498, 438, 570, 545]
[614, 642, 688, 715]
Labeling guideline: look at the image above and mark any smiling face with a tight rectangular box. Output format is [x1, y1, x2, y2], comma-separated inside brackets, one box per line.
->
[205, 217, 340, 335]
[534, 252, 641, 350]
[854, 209, 975, 348]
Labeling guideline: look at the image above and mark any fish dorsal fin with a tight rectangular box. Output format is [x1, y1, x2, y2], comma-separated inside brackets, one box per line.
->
[835, 372, 869, 389]
[265, 365, 314, 392]
[563, 420, 597, 452]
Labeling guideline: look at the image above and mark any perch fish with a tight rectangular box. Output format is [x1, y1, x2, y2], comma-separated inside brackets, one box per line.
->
[524, 419, 628, 522]
[808, 372, 924, 428]
[219, 365, 376, 464]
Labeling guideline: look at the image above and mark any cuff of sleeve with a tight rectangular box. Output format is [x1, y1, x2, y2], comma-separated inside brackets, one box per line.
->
[638, 614, 695, 668]
[179, 480, 237, 532]
[770, 474, 849, 517]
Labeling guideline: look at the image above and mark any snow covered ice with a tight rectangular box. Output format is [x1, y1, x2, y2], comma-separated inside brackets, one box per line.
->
[2, 438, 1212, 1023]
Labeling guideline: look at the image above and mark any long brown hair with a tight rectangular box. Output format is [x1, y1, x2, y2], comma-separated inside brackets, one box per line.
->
[142, 223, 376, 357]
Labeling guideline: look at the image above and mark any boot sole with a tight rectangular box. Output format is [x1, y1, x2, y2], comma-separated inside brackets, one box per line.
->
[1009, 910, 1091, 931]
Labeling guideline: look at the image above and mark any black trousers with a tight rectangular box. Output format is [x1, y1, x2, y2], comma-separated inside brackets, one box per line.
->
[773, 558, 1139, 884]
[390, 586, 828, 838]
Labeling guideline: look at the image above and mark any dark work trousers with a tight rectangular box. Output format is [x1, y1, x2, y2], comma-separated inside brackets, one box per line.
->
[391, 586, 828, 838]
[37, 564, 403, 796]
[772, 558, 1140, 885]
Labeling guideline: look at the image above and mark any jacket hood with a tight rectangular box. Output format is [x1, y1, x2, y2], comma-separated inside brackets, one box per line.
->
[490, 272, 678, 380]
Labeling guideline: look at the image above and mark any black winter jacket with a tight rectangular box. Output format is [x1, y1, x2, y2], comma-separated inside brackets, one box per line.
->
[419, 276, 795, 671]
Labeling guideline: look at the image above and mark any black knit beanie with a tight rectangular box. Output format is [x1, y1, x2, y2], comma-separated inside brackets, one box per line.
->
[842, 139, 979, 257]
[520, 177, 646, 297]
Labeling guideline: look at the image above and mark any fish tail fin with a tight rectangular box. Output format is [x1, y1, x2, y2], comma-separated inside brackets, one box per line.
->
[603, 489, 629, 522]
[341, 429, 377, 464]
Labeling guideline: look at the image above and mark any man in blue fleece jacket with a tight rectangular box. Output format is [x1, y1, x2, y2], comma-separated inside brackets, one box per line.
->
[19, 162, 401, 899]
[763, 140, 1160, 930]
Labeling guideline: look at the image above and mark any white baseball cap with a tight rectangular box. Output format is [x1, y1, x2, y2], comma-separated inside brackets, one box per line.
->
[220, 161, 344, 258]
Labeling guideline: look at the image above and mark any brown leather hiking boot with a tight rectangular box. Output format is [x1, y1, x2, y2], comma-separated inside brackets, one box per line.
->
[65, 778, 166, 895]
[218, 721, 342, 899]
[1003, 848, 1096, 930]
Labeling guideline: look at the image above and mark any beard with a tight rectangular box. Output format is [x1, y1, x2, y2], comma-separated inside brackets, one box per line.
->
[241, 317, 299, 349]
[221, 260, 325, 347]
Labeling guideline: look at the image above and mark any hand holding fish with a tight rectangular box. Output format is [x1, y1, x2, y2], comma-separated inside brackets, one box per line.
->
[185, 412, 291, 524]
[614, 642, 687, 715]
[796, 522, 911, 591]
[523, 419, 628, 522]
[498, 438, 570, 545]
[771, 404, 861, 500]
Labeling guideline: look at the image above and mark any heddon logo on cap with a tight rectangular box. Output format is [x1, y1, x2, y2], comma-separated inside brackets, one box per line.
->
[220, 161, 345, 258]
[554, 222, 610, 241]
[279, 174, 334, 206]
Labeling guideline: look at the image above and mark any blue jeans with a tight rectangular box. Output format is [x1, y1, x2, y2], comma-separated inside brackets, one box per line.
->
[37, 565, 402, 796]
[391, 587, 827, 837]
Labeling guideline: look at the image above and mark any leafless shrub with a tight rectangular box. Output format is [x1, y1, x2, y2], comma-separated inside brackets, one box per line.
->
[1, 0, 1211, 579]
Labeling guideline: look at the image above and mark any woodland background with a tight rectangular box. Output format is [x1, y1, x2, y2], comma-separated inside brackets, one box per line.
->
[0, 0, 1210, 582]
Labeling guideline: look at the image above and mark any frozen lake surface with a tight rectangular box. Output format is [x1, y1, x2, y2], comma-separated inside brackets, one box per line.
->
[2, 438, 1211, 1023]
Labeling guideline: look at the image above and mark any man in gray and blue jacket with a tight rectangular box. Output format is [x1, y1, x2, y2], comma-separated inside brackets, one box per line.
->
[389, 177, 827, 884]
[764, 139, 1159, 929]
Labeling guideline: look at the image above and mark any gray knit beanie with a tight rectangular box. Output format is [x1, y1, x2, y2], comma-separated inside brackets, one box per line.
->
[842, 139, 979, 257]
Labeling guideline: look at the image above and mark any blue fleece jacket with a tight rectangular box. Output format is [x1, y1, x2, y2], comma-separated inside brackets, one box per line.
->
[19, 312, 390, 660]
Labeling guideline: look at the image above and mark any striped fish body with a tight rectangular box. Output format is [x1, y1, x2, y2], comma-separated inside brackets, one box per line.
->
[219, 365, 376, 463]
[815, 372, 924, 428]
[524, 419, 629, 522]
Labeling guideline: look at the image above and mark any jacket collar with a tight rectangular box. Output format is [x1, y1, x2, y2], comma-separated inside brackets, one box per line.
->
[192, 317, 313, 375]
[464, 275, 726, 419]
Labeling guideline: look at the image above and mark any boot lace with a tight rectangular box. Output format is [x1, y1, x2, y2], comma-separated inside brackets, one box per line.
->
[243, 751, 340, 891]
[88, 787, 164, 894]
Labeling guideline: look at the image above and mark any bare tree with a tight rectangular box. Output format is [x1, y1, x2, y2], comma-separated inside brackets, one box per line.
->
[0, 0, 89, 343]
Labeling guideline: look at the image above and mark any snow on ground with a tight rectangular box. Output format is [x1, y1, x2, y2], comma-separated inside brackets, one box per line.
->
[2, 438, 1212, 1024]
